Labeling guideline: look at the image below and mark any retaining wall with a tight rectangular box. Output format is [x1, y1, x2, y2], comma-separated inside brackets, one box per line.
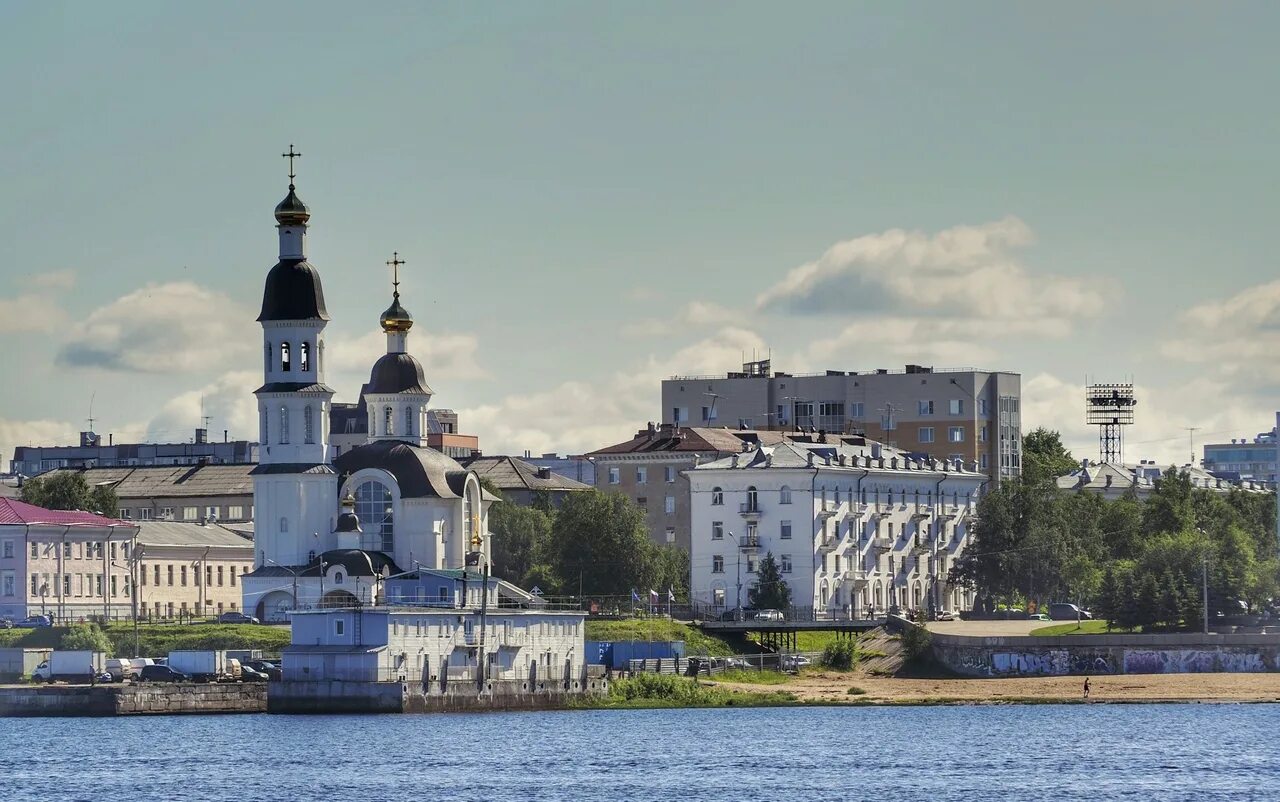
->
[0, 682, 267, 717]
[269, 677, 609, 714]
[929, 630, 1280, 677]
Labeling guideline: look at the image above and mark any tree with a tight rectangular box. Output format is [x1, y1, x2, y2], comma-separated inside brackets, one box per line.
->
[1021, 428, 1077, 486]
[747, 552, 791, 610]
[541, 491, 661, 598]
[488, 502, 553, 585]
[61, 623, 113, 656]
[20, 472, 119, 516]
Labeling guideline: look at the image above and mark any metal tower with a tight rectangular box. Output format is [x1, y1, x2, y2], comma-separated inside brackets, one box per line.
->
[1086, 384, 1137, 463]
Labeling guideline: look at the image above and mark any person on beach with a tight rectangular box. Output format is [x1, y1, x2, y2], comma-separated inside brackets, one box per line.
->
[1083, 677, 1091, 699]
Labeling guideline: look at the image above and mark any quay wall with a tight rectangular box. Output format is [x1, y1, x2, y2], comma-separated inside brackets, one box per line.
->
[0, 682, 267, 717]
[269, 677, 610, 714]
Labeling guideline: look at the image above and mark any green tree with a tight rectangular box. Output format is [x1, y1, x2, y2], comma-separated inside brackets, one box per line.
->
[542, 491, 661, 598]
[20, 472, 119, 516]
[1021, 428, 1078, 485]
[61, 623, 113, 656]
[488, 502, 553, 585]
[747, 552, 792, 610]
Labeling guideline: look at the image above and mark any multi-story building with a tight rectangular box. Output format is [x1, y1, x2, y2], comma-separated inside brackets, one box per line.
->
[1056, 459, 1274, 501]
[662, 360, 1022, 482]
[132, 520, 255, 620]
[686, 437, 985, 619]
[35, 463, 255, 524]
[1203, 419, 1279, 482]
[587, 425, 791, 551]
[459, 455, 592, 507]
[9, 429, 256, 477]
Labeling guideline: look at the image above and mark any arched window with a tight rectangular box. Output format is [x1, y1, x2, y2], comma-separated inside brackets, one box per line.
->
[711, 487, 723, 506]
[354, 480, 394, 552]
[464, 484, 476, 547]
[304, 406, 315, 444]
[279, 407, 289, 444]
[746, 486, 758, 512]
[779, 486, 792, 504]
[280, 342, 291, 372]
[334, 571, 344, 586]
[308, 550, 316, 564]
[404, 405, 414, 436]
[384, 406, 394, 436]
[299, 342, 310, 372]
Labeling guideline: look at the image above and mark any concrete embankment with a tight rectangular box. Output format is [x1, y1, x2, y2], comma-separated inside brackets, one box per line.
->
[0, 682, 267, 717]
[269, 677, 609, 714]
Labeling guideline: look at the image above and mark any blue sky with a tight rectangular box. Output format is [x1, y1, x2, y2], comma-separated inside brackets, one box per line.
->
[2, 2, 1278, 465]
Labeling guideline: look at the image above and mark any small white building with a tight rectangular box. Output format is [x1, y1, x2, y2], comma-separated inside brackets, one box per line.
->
[686, 438, 986, 619]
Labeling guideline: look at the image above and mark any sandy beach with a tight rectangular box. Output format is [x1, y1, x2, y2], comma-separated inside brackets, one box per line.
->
[710, 670, 1280, 705]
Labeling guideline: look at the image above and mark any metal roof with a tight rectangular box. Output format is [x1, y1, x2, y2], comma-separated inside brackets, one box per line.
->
[134, 521, 254, 549]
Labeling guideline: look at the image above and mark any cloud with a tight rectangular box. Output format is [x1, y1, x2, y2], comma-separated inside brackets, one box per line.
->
[144, 370, 260, 443]
[1163, 280, 1280, 385]
[804, 317, 1009, 368]
[621, 301, 738, 338]
[0, 295, 68, 334]
[57, 282, 256, 373]
[326, 327, 486, 392]
[0, 418, 82, 474]
[461, 327, 767, 455]
[756, 217, 1106, 335]
[23, 270, 77, 291]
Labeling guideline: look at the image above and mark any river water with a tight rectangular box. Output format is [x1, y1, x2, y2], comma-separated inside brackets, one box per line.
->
[2, 705, 1276, 801]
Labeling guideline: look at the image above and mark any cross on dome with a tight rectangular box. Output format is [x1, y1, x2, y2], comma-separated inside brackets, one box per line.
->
[282, 144, 302, 186]
[379, 251, 414, 334]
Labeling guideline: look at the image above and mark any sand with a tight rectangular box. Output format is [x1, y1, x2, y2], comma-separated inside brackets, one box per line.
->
[709, 670, 1280, 705]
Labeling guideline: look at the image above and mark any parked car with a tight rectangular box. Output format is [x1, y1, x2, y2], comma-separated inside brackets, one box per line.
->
[754, 609, 785, 622]
[138, 665, 188, 683]
[0, 618, 12, 629]
[934, 610, 956, 622]
[717, 609, 745, 622]
[1027, 613, 1051, 621]
[1048, 603, 1093, 621]
[242, 660, 282, 680]
[105, 658, 134, 682]
[240, 666, 268, 682]
[129, 658, 156, 673]
[781, 655, 812, 671]
[16, 615, 52, 629]
[217, 612, 260, 625]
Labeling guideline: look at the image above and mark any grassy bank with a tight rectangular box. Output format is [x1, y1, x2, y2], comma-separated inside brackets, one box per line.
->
[1029, 620, 1125, 636]
[579, 673, 796, 709]
[585, 619, 742, 656]
[0, 623, 290, 657]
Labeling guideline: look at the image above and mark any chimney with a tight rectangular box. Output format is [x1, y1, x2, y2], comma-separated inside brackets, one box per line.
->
[871, 443, 883, 460]
[536, 467, 552, 480]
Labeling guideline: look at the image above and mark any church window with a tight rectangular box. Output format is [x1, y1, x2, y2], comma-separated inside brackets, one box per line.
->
[384, 406, 394, 436]
[261, 408, 268, 444]
[264, 343, 272, 372]
[280, 518, 288, 533]
[304, 406, 315, 444]
[354, 481, 394, 553]
[300, 342, 310, 372]
[308, 550, 315, 564]
[280, 342, 291, 371]
[279, 407, 289, 444]
[334, 571, 344, 586]
[404, 406, 413, 437]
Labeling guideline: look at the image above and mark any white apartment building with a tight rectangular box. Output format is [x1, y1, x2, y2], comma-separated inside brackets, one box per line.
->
[687, 438, 985, 619]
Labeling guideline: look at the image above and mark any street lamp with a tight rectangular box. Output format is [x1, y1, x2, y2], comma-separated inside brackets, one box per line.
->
[263, 558, 300, 617]
[111, 550, 141, 658]
[725, 530, 757, 621]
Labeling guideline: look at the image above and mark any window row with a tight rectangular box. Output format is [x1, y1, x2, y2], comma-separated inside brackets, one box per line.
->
[30, 572, 127, 598]
[138, 562, 240, 588]
[371, 404, 425, 438]
[916, 426, 967, 443]
[115, 505, 249, 522]
[23, 541, 132, 561]
[266, 340, 318, 373]
[263, 405, 320, 445]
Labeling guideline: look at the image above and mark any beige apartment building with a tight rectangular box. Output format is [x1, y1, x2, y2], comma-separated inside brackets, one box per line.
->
[133, 521, 255, 620]
[41, 463, 255, 524]
[661, 360, 1021, 483]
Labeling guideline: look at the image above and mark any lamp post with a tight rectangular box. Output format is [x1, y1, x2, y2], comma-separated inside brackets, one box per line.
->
[726, 531, 745, 620]
[263, 558, 300, 618]
[111, 546, 141, 657]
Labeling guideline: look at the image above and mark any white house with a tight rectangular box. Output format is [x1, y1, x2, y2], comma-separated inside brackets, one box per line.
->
[686, 438, 986, 619]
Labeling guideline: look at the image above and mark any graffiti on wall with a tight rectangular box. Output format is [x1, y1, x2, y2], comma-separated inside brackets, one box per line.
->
[1123, 649, 1266, 674]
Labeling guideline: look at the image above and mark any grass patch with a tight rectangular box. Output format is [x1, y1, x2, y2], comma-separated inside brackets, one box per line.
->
[585, 619, 741, 656]
[579, 673, 795, 709]
[847, 686, 868, 695]
[1030, 620, 1126, 637]
[713, 670, 790, 685]
[0, 623, 291, 657]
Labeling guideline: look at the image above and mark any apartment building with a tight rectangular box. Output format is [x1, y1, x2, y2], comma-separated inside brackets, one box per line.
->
[9, 429, 256, 476]
[38, 463, 255, 523]
[662, 360, 1021, 483]
[588, 425, 791, 551]
[133, 521, 255, 620]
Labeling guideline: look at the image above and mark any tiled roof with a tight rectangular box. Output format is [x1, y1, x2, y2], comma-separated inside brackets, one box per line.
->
[41, 464, 255, 499]
[0, 498, 133, 527]
[459, 456, 592, 492]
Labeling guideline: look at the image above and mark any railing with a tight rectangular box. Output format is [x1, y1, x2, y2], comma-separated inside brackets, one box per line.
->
[871, 537, 892, 552]
[817, 535, 838, 553]
[841, 570, 869, 586]
[738, 502, 762, 516]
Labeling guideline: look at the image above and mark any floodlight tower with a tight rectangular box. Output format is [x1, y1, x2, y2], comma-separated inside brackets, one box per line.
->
[1085, 383, 1137, 464]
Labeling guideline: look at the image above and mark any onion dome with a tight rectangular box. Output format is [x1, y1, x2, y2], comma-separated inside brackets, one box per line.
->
[380, 293, 413, 333]
[335, 494, 362, 534]
[274, 184, 310, 226]
[258, 259, 329, 321]
[367, 352, 433, 395]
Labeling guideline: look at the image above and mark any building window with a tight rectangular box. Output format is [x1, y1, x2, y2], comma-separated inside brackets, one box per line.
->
[2, 540, 12, 559]
[304, 406, 315, 444]
[405, 406, 414, 437]
[745, 486, 758, 512]
[779, 486, 792, 504]
[384, 406, 394, 436]
[138, 508, 153, 520]
[711, 487, 723, 505]
[665, 466, 676, 483]
[980, 453, 990, 470]
[63, 542, 72, 558]
[183, 507, 198, 521]
[30, 543, 38, 558]
[279, 406, 290, 444]
[712, 521, 724, 540]
[746, 557, 756, 573]
[948, 427, 965, 443]
[607, 467, 620, 485]
[978, 398, 990, 416]
[780, 520, 792, 540]
[850, 402, 865, 418]
[2, 573, 13, 597]
[918, 400, 934, 415]
[636, 467, 647, 484]
[664, 496, 675, 514]
[335, 619, 345, 636]
[117, 509, 131, 520]
[227, 506, 244, 520]
[919, 427, 934, 444]
[979, 425, 988, 442]
[949, 399, 964, 415]
[334, 571, 344, 586]
[664, 527, 675, 544]
[355, 480, 395, 553]
[300, 342, 310, 372]
[280, 341, 291, 372]
[230, 567, 237, 586]
[264, 342, 272, 372]
[180, 566, 187, 586]
[780, 554, 792, 573]
[167, 565, 174, 586]
[712, 555, 724, 573]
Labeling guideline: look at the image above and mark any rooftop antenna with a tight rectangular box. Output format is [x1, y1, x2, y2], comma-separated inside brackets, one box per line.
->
[1185, 427, 1200, 467]
[87, 391, 96, 432]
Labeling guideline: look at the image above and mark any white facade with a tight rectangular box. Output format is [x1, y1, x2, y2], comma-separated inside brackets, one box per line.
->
[687, 440, 985, 618]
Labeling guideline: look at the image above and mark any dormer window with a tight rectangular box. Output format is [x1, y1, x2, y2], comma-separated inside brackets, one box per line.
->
[281, 342, 291, 372]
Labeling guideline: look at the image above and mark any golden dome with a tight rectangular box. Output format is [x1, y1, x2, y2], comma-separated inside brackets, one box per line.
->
[380, 293, 414, 333]
[274, 184, 310, 226]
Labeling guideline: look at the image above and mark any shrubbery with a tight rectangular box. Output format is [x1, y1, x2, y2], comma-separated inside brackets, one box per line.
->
[821, 640, 857, 670]
[61, 623, 113, 656]
[900, 625, 932, 661]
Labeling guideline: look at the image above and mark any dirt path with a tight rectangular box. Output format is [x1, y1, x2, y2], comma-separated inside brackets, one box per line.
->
[709, 669, 1280, 704]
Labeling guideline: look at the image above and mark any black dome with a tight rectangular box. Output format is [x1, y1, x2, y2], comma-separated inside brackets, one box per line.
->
[258, 259, 330, 322]
[367, 352, 432, 395]
[335, 439, 468, 499]
[302, 549, 400, 578]
[335, 511, 362, 533]
[274, 186, 310, 225]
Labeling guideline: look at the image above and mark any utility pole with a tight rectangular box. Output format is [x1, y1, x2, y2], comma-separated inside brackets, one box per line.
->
[1202, 558, 1209, 635]
[1185, 427, 1200, 466]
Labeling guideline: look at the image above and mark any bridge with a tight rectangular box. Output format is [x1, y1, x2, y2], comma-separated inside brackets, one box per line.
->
[699, 617, 885, 651]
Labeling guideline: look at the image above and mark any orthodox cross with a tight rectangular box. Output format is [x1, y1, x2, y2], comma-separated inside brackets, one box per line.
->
[282, 144, 301, 184]
[387, 252, 405, 296]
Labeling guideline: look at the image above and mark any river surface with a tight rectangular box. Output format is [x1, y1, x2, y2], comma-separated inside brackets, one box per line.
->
[2, 705, 1277, 801]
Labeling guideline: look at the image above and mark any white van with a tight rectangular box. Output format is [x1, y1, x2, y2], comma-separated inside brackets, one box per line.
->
[105, 659, 134, 682]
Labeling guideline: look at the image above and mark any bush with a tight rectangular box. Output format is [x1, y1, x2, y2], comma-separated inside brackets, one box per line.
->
[846, 686, 867, 695]
[900, 625, 932, 661]
[61, 623, 113, 656]
[821, 640, 857, 670]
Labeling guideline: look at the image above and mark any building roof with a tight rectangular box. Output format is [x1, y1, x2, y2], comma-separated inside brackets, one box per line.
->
[257, 258, 329, 322]
[0, 498, 132, 527]
[1056, 460, 1273, 495]
[42, 464, 256, 499]
[458, 455, 592, 493]
[134, 520, 254, 549]
[589, 425, 791, 457]
[366, 352, 433, 396]
[694, 439, 984, 477]
[334, 439, 469, 499]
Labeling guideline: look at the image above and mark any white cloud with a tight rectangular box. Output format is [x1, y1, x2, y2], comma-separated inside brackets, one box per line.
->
[145, 370, 260, 443]
[1163, 279, 1280, 382]
[0, 418, 81, 474]
[621, 301, 738, 338]
[804, 317, 1008, 368]
[0, 295, 67, 334]
[461, 327, 767, 455]
[326, 327, 486, 394]
[756, 216, 1106, 335]
[57, 282, 256, 374]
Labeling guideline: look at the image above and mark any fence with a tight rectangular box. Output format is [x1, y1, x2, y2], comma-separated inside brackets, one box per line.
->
[625, 651, 825, 677]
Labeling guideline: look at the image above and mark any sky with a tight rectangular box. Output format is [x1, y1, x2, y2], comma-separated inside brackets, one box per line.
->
[2, 2, 1279, 468]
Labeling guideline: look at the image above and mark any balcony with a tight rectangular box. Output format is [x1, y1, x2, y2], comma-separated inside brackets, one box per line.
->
[737, 535, 761, 552]
[498, 630, 527, 648]
[911, 508, 932, 521]
[911, 537, 931, 555]
[456, 630, 482, 647]
[871, 537, 892, 552]
[817, 535, 838, 554]
[816, 504, 838, 521]
[842, 569, 869, 588]
[738, 502, 762, 520]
